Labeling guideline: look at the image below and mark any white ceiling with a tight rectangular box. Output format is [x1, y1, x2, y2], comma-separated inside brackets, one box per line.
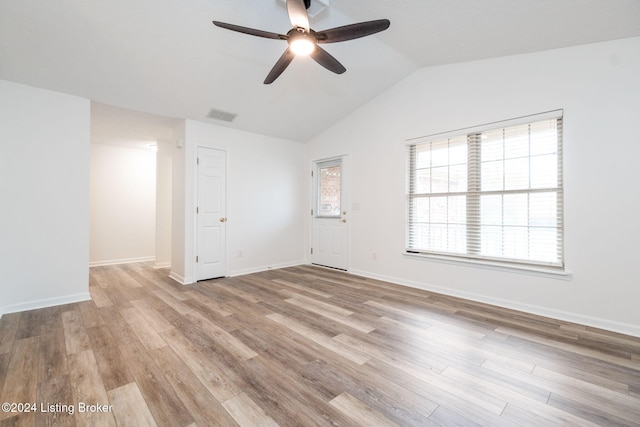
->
[2, 0, 640, 142]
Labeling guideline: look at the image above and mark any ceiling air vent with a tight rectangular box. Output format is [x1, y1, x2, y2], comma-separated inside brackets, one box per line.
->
[207, 108, 238, 122]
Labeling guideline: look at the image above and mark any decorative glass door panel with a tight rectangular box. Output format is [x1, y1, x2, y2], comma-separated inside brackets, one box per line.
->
[317, 161, 341, 217]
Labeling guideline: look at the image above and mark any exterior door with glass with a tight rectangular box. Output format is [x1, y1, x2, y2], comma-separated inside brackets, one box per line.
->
[311, 157, 348, 270]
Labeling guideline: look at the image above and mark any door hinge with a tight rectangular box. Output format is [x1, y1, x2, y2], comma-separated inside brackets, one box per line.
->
[311, 170, 314, 177]
[196, 256, 199, 263]
[197, 157, 200, 165]
[311, 209, 313, 216]
[310, 247, 313, 255]
[196, 206, 199, 214]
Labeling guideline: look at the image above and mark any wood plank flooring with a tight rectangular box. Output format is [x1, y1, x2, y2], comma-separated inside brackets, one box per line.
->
[1, 263, 639, 426]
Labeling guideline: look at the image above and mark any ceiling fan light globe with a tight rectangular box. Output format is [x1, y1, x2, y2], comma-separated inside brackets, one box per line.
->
[289, 37, 316, 56]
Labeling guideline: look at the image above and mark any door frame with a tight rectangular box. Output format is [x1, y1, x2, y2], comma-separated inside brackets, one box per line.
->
[193, 145, 228, 280]
[310, 154, 350, 270]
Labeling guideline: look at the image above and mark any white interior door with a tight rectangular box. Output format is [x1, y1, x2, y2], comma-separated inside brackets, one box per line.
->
[196, 147, 226, 280]
[312, 157, 348, 270]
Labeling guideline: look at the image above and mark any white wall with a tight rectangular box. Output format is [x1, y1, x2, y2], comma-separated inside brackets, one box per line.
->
[155, 140, 172, 268]
[0, 80, 91, 314]
[305, 37, 640, 336]
[170, 122, 187, 282]
[170, 120, 305, 284]
[89, 143, 156, 266]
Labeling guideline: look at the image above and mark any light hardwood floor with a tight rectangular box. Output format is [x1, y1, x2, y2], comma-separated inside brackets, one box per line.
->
[1, 263, 639, 426]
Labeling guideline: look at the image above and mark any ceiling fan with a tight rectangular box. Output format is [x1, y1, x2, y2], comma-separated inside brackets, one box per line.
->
[212, 0, 390, 84]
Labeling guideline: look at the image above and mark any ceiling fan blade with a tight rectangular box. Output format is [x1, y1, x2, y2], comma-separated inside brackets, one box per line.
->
[310, 46, 346, 75]
[317, 19, 390, 44]
[286, 0, 310, 32]
[213, 21, 287, 40]
[264, 48, 296, 84]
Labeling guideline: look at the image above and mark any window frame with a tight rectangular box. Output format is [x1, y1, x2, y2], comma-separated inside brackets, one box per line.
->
[405, 110, 565, 272]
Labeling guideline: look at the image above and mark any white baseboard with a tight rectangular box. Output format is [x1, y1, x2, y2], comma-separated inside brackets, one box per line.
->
[230, 260, 305, 278]
[349, 268, 640, 339]
[89, 256, 155, 267]
[168, 271, 194, 286]
[168, 261, 304, 286]
[153, 261, 171, 269]
[168, 271, 186, 285]
[0, 292, 91, 317]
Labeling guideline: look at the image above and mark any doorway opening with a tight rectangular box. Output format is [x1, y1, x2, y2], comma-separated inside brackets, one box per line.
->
[89, 102, 177, 268]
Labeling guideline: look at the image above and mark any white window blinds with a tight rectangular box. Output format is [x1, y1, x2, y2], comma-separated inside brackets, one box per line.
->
[406, 112, 563, 268]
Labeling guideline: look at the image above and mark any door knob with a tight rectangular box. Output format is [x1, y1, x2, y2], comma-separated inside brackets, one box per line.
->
[342, 219, 347, 223]
[219, 217, 227, 222]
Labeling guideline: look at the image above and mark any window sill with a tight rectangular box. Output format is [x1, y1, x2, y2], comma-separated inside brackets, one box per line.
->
[403, 252, 572, 280]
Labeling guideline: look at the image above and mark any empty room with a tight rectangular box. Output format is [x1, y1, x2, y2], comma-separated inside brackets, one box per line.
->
[1, 0, 640, 425]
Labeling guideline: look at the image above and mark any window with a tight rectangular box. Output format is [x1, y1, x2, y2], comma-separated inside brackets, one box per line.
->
[316, 159, 342, 217]
[406, 112, 563, 268]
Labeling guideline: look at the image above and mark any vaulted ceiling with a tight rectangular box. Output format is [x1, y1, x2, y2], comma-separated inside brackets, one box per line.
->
[2, 0, 640, 142]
